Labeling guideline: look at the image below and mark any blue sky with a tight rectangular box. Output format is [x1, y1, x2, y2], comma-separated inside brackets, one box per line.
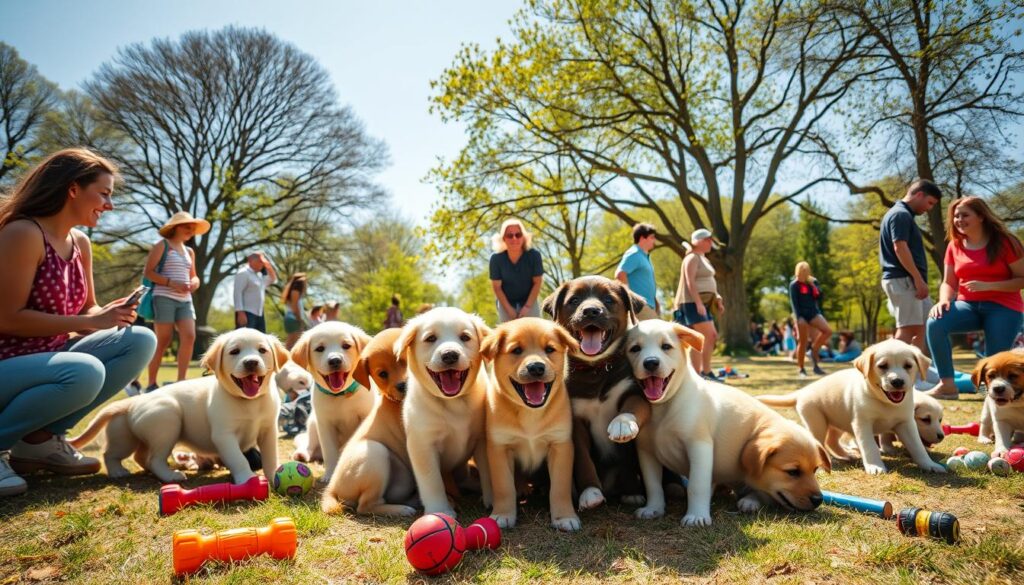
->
[0, 0, 521, 225]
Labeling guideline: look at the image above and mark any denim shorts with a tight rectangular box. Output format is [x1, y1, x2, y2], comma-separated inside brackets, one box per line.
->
[284, 313, 306, 334]
[152, 295, 195, 323]
[676, 302, 713, 326]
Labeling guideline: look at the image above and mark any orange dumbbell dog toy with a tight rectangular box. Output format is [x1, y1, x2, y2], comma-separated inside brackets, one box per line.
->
[172, 516, 297, 575]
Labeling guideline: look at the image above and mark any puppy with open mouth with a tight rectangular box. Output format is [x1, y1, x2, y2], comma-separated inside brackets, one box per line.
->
[758, 339, 946, 475]
[625, 320, 829, 526]
[399, 307, 493, 519]
[68, 329, 286, 484]
[482, 318, 581, 531]
[973, 350, 1024, 457]
[290, 322, 373, 483]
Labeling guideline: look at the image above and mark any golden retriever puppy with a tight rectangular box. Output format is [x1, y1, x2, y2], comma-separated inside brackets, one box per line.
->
[399, 307, 492, 519]
[482, 318, 581, 531]
[625, 321, 828, 526]
[290, 322, 373, 482]
[758, 339, 946, 475]
[276, 360, 313, 399]
[322, 328, 418, 516]
[69, 329, 286, 483]
[972, 350, 1024, 457]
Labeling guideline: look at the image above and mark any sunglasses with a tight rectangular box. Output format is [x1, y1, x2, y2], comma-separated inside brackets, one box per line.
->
[504, 232, 523, 240]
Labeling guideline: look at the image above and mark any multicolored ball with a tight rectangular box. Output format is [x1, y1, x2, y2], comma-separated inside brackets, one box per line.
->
[944, 456, 966, 472]
[273, 461, 314, 496]
[988, 457, 1011, 476]
[964, 451, 989, 470]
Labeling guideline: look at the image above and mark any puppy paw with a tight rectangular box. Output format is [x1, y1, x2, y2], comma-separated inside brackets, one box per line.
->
[392, 505, 418, 517]
[292, 449, 309, 462]
[551, 515, 581, 532]
[607, 414, 639, 443]
[737, 494, 762, 513]
[621, 494, 646, 506]
[978, 435, 994, 444]
[922, 461, 947, 474]
[992, 448, 1008, 459]
[107, 467, 130, 479]
[578, 487, 605, 510]
[162, 470, 187, 483]
[634, 505, 664, 520]
[864, 463, 888, 475]
[427, 507, 458, 520]
[880, 445, 900, 456]
[681, 513, 712, 527]
[491, 513, 516, 529]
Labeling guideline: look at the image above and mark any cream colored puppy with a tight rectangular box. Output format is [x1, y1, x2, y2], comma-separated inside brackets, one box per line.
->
[290, 322, 373, 482]
[625, 321, 829, 527]
[758, 339, 946, 475]
[879, 392, 944, 454]
[399, 307, 492, 519]
[69, 329, 285, 483]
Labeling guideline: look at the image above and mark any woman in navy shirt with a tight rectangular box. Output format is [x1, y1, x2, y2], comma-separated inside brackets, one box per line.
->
[790, 261, 832, 377]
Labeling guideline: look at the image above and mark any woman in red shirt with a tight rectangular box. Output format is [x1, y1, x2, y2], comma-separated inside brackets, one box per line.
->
[925, 196, 1024, 399]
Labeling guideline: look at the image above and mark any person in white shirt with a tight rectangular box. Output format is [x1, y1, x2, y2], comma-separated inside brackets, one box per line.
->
[233, 252, 277, 333]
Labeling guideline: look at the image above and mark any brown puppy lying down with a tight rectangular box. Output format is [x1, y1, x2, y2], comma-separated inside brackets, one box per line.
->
[482, 318, 581, 531]
[973, 350, 1024, 457]
[322, 328, 418, 516]
[626, 321, 829, 526]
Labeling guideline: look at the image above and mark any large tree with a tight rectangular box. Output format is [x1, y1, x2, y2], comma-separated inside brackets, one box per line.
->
[431, 0, 879, 347]
[85, 27, 387, 325]
[0, 42, 59, 183]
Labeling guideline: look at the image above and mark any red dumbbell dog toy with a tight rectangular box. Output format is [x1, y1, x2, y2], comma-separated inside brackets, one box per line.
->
[941, 422, 980, 437]
[405, 515, 502, 575]
[159, 476, 268, 516]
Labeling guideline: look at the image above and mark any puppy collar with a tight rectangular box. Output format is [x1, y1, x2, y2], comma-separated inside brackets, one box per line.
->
[316, 379, 361, 397]
[569, 354, 619, 373]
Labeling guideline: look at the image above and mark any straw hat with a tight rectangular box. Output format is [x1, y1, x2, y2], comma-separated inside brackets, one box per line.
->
[159, 211, 211, 238]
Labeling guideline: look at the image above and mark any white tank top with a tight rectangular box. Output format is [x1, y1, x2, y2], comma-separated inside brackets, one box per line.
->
[153, 244, 193, 302]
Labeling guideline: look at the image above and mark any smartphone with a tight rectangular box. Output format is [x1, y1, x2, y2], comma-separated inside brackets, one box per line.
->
[123, 286, 149, 307]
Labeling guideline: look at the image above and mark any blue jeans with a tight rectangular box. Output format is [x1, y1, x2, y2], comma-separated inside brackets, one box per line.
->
[0, 326, 156, 449]
[926, 301, 1023, 379]
[236, 311, 266, 333]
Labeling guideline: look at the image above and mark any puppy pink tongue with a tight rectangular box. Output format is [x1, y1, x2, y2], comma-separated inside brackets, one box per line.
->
[580, 330, 603, 355]
[241, 375, 262, 397]
[438, 370, 462, 396]
[522, 381, 547, 406]
[643, 377, 666, 401]
[328, 371, 346, 391]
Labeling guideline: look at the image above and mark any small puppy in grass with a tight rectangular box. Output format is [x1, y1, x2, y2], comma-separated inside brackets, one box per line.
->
[879, 392, 945, 454]
[322, 328, 418, 516]
[758, 339, 946, 475]
[972, 350, 1024, 457]
[482, 318, 581, 531]
[400, 307, 493, 519]
[290, 322, 373, 482]
[625, 320, 828, 526]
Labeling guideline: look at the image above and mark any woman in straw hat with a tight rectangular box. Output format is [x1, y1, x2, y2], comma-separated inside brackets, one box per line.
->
[674, 228, 724, 380]
[143, 210, 209, 391]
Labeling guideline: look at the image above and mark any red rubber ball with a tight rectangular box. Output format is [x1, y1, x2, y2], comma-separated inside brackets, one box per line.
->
[404, 513, 465, 575]
[465, 517, 502, 550]
[1005, 447, 1024, 472]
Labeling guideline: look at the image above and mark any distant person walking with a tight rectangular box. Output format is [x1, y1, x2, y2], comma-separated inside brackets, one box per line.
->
[880, 180, 942, 351]
[383, 294, 405, 329]
[673, 228, 722, 378]
[616, 222, 659, 320]
[282, 273, 310, 349]
[790, 261, 832, 377]
[233, 251, 277, 332]
[144, 211, 208, 391]
[490, 218, 543, 323]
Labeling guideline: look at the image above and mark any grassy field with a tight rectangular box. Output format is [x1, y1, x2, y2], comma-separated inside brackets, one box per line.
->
[2, 355, 1022, 584]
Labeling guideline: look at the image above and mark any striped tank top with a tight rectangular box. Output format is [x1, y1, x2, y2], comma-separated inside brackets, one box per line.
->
[153, 244, 193, 302]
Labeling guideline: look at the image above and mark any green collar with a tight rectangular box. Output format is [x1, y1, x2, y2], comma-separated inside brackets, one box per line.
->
[316, 379, 361, 397]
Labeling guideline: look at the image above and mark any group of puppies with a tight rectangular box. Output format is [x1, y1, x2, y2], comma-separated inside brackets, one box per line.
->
[67, 275, 1024, 531]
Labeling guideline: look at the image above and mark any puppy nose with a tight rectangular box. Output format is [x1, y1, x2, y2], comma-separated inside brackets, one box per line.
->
[890, 378, 905, 389]
[396, 381, 407, 393]
[526, 362, 546, 377]
[328, 356, 343, 369]
[243, 358, 260, 370]
[936, 432, 945, 441]
[643, 357, 660, 372]
[582, 306, 602, 318]
[441, 350, 460, 365]
[809, 493, 823, 509]
[992, 384, 1007, 394]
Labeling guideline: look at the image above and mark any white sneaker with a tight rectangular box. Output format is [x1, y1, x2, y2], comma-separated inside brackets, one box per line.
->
[124, 380, 142, 397]
[9, 434, 101, 476]
[0, 452, 28, 497]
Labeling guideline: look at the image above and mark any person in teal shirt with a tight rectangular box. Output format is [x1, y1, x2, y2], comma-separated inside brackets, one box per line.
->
[615, 223, 659, 320]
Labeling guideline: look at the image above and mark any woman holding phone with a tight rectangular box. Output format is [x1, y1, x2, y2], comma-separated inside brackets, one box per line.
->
[0, 149, 156, 497]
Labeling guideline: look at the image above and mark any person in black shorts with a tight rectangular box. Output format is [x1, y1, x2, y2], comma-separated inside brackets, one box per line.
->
[790, 261, 833, 377]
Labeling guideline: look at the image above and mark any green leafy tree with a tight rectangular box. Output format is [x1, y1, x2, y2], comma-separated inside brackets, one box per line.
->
[0, 42, 59, 183]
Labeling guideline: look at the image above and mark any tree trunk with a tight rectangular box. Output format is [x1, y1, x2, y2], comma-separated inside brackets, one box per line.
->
[710, 248, 752, 351]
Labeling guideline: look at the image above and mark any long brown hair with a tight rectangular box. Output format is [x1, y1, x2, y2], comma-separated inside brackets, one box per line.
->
[946, 196, 1024, 264]
[280, 273, 307, 303]
[0, 148, 119, 228]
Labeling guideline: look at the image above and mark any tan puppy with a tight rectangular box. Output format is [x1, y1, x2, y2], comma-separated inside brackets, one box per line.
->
[399, 307, 492, 519]
[322, 328, 418, 516]
[758, 339, 946, 475]
[69, 329, 285, 483]
[625, 321, 828, 526]
[972, 350, 1024, 457]
[879, 392, 945, 454]
[290, 322, 373, 482]
[482, 318, 581, 531]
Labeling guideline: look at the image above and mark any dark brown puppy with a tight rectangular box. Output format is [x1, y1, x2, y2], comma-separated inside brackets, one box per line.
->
[542, 275, 650, 510]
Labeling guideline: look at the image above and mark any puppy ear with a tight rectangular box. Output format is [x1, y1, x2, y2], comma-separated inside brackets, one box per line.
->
[395, 320, 419, 361]
[553, 323, 580, 355]
[912, 346, 932, 382]
[672, 323, 705, 352]
[352, 352, 372, 390]
[290, 333, 310, 370]
[470, 314, 493, 351]
[352, 327, 372, 355]
[480, 327, 504, 361]
[853, 347, 874, 379]
[971, 358, 988, 389]
[541, 283, 568, 318]
[614, 281, 648, 323]
[270, 336, 290, 371]
[740, 435, 776, 478]
[816, 442, 832, 474]
[200, 333, 226, 374]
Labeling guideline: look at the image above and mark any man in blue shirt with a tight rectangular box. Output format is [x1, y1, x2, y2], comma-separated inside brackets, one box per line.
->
[879, 179, 941, 351]
[615, 223, 660, 320]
